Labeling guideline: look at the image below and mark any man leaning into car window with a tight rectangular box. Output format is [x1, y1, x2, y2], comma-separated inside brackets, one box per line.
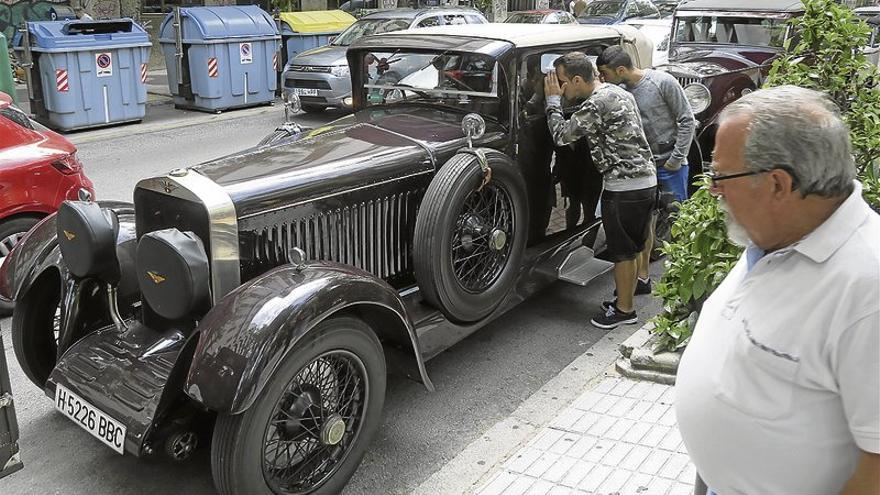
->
[544, 52, 657, 329]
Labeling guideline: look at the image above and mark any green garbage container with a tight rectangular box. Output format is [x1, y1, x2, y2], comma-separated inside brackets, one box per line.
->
[0, 33, 15, 102]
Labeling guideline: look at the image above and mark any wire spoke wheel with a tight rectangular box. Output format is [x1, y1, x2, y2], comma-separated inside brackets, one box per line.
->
[450, 183, 514, 293]
[261, 350, 368, 494]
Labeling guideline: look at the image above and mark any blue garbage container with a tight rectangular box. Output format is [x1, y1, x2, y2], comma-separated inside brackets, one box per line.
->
[15, 19, 151, 131]
[159, 6, 280, 112]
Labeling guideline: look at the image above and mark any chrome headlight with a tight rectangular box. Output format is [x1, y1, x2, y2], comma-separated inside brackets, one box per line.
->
[330, 65, 350, 78]
[683, 82, 711, 114]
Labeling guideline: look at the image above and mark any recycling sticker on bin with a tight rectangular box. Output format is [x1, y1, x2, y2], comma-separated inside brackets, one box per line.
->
[240, 43, 253, 65]
[96, 52, 113, 77]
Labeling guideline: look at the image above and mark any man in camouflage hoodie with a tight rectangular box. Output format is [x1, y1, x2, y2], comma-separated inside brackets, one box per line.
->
[544, 51, 657, 329]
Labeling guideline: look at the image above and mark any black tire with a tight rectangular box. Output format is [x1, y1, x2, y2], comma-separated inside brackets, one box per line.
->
[11, 273, 61, 388]
[413, 150, 528, 323]
[211, 316, 386, 495]
[302, 104, 326, 114]
[0, 216, 41, 316]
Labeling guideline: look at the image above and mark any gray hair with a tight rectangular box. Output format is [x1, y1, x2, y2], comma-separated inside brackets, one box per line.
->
[718, 85, 855, 198]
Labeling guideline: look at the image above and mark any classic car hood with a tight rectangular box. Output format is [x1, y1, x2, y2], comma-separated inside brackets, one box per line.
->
[195, 110, 471, 218]
[667, 45, 780, 75]
[290, 45, 348, 66]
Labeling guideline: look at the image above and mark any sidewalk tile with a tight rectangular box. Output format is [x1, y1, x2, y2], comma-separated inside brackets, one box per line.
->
[501, 475, 537, 495]
[586, 415, 617, 437]
[570, 412, 601, 433]
[621, 421, 653, 444]
[576, 464, 613, 492]
[596, 468, 632, 493]
[658, 453, 691, 480]
[619, 471, 654, 494]
[646, 477, 674, 494]
[600, 441, 632, 466]
[524, 479, 555, 495]
[505, 447, 544, 473]
[541, 456, 578, 483]
[590, 394, 620, 414]
[642, 383, 668, 402]
[609, 379, 637, 397]
[582, 438, 617, 463]
[668, 482, 696, 495]
[658, 428, 683, 452]
[639, 425, 671, 448]
[638, 449, 674, 476]
[476, 471, 518, 495]
[624, 381, 655, 400]
[548, 487, 573, 495]
[593, 377, 619, 394]
[551, 408, 587, 430]
[571, 391, 603, 411]
[640, 403, 670, 424]
[624, 401, 654, 421]
[560, 461, 594, 487]
[607, 397, 638, 418]
[525, 452, 562, 478]
[658, 387, 676, 405]
[604, 418, 636, 440]
[565, 435, 599, 459]
[658, 407, 678, 427]
[531, 429, 567, 451]
[549, 433, 582, 455]
[677, 462, 697, 484]
[619, 444, 652, 471]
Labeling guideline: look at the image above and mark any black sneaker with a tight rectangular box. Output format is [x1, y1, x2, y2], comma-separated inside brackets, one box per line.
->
[600, 298, 617, 311]
[590, 305, 638, 329]
[612, 278, 653, 298]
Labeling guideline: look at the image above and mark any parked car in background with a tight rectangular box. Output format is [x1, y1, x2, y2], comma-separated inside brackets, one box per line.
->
[656, 0, 803, 176]
[282, 7, 488, 113]
[854, 6, 880, 67]
[577, 0, 660, 24]
[625, 17, 672, 65]
[504, 9, 578, 23]
[1, 23, 651, 495]
[0, 92, 94, 315]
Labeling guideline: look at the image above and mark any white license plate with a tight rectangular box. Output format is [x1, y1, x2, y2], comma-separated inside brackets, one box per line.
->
[55, 384, 127, 454]
[292, 88, 319, 96]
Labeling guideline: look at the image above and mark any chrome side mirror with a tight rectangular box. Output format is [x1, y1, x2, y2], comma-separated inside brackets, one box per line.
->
[461, 113, 486, 149]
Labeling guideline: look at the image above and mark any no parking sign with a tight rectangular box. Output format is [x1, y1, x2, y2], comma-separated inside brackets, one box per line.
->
[96, 52, 113, 77]
[240, 43, 253, 65]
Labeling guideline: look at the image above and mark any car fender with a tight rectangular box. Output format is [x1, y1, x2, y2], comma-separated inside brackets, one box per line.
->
[0, 201, 136, 303]
[184, 261, 432, 415]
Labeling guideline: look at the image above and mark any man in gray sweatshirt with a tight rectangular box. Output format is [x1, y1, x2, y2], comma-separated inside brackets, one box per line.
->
[597, 46, 696, 295]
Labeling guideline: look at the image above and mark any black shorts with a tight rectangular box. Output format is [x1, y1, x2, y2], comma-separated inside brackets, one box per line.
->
[601, 186, 657, 262]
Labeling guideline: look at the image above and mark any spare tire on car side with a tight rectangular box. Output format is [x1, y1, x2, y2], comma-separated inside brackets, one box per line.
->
[413, 150, 528, 323]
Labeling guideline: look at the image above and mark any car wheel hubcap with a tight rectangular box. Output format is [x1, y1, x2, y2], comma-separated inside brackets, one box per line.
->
[451, 183, 514, 293]
[0, 231, 25, 267]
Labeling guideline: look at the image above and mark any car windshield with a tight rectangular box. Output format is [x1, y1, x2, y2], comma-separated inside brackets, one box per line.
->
[505, 12, 544, 23]
[361, 50, 501, 116]
[674, 15, 789, 48]
[583, 1, 623, 17]
[331, 18, 412, 46]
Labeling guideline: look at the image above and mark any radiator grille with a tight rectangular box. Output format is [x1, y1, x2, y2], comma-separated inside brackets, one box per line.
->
[675, 76, 701, 87]
[251, 192, 419, 280]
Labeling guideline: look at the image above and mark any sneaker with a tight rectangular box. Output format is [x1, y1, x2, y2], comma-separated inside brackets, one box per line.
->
[600, 298, 617, 311]
[612, 278, 653, 298]
[590, 305, 638, 329]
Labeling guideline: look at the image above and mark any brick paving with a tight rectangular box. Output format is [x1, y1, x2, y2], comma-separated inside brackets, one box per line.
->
[474, 376, 694, 495]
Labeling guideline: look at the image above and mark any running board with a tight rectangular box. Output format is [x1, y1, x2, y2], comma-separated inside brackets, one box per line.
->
[558, 246, 614, 286]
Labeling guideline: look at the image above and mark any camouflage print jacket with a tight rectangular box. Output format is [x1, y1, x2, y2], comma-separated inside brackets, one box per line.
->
[546, 83, 657, 192]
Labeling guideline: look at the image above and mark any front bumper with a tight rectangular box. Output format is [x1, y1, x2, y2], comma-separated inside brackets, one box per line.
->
[282, 70, 351, 108]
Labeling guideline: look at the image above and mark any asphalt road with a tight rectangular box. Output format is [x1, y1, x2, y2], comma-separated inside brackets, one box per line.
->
[0, 104, 664, 495]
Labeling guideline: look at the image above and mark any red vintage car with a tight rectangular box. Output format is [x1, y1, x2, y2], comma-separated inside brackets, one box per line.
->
[0, 91, 95, 314]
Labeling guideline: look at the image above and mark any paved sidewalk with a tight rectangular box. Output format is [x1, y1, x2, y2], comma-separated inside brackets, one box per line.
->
[474, 376, 694, 495]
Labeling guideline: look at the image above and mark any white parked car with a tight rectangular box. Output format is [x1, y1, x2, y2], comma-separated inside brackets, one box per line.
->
[624, 17, 672, 66]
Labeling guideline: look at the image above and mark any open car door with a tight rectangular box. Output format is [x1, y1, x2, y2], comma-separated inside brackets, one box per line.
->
[0, 332, 23, 479]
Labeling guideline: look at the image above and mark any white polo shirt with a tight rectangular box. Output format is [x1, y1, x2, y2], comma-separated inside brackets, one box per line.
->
[676, 181, 880, 495]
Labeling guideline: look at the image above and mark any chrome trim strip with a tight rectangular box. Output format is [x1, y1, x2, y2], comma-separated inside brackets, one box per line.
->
[238, 169, 434, 219]
[136, 170, 240, 303]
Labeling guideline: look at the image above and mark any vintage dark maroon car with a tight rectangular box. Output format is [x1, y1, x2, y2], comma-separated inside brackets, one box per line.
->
[658, 0, 804, 173]
[0, 24, 651, 494]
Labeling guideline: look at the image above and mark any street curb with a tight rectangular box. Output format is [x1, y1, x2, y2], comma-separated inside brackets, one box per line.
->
[410, 322, 654, 495]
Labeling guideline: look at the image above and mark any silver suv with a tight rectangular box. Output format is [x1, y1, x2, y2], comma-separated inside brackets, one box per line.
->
[282, 7, 488, 113]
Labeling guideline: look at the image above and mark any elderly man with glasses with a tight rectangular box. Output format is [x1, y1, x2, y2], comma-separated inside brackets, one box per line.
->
[676, 85, 880, 495]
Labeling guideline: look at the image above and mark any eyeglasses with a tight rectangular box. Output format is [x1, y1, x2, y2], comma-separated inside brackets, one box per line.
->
[705, 169, 767, 187]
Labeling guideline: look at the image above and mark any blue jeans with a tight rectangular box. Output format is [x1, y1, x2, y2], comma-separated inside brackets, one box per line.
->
[657, 162, 689, 202]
